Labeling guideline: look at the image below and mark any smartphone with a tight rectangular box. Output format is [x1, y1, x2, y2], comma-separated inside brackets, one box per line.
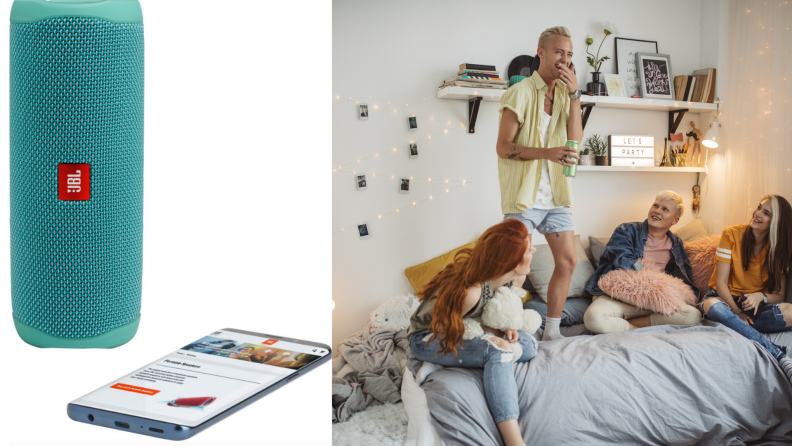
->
[67, 329, 330, 440]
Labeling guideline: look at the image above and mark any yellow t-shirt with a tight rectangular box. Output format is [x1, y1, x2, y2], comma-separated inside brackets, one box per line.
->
[707, 224, 769, 294]
[497, 71, 572, 214]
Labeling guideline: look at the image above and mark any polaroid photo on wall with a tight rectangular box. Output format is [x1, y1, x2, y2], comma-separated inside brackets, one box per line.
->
[358, 223, 370, 239]
[400, 178, 410, 194]
[355, 174, 367, 190]
[358, 104, 369, 120]
[408, 116, 418, 132]
[409, 143, 419, 159]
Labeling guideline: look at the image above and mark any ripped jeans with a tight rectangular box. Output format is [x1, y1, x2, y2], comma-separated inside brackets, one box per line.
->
[701, 288, 791, 360]
[410, 330, 537, 423]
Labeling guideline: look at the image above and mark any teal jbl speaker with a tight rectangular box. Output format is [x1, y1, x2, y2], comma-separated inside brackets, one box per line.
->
[10, 0, 144, 348]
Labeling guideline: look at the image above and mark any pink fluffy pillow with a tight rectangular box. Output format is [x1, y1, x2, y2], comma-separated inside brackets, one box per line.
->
[683, 235, 720, 295]
[598, 259, 697, 315]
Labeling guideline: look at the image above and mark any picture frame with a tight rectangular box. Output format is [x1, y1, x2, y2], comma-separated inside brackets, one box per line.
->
[355, 174, 367, 191]
[635, 52, 675, 100]
[409, 143, 418, 159]
[358, 104, 369, 120]
[603, 74, 627, 97]
[614, 37, 659, 97]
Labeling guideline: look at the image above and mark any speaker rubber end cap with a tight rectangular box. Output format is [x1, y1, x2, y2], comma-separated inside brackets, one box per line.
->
[13, 315, 140, 349]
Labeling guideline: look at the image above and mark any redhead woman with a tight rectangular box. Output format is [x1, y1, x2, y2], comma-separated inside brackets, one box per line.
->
[407, 220, 538, 446]
[700, 195, 792, 386]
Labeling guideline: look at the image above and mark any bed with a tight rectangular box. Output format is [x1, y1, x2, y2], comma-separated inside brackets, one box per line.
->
[403, 322, 792, 446]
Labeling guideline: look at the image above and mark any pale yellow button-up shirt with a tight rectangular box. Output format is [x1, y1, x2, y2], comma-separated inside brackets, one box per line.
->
[498, 71, 573, 214]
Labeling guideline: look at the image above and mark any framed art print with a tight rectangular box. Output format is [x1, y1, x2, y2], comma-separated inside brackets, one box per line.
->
[603, 74, 627, 97]
[614, 37, 658, 97]
[636, 52, 675, 100]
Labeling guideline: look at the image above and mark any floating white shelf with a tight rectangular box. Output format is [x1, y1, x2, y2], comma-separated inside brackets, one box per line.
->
[577, 166, 706, 173]
[436, 86, 716, 112]
[436, 86, 717, 135]
[436, 86, 505, 102]
[581, 95, 717, 113]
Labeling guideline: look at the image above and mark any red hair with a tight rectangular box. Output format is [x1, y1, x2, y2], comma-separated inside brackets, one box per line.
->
[417, 220, 529, 356]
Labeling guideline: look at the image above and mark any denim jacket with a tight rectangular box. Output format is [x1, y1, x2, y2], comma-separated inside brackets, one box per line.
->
[585, 220, 700, 298]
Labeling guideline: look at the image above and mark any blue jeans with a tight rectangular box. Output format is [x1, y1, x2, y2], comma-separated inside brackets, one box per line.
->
[701, 288, 791, 360]
[410, 330, 537, 423]
[524, 297, 591, 328]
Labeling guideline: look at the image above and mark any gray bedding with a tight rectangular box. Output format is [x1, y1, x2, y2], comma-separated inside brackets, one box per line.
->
[417, 322, 792, 446]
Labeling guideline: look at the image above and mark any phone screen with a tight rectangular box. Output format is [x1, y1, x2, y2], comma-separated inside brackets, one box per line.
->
[71, 330, 329, 427]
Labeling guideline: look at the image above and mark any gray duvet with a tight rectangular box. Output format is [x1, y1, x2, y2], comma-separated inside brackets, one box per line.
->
[417, 322, 792, 446]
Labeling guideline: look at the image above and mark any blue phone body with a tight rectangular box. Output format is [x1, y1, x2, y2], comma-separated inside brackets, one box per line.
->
[67, 329, 331, 441]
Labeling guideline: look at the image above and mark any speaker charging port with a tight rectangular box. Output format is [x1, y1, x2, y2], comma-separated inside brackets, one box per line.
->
[114, 421, 130, 429]
[149, 427, 164, 433]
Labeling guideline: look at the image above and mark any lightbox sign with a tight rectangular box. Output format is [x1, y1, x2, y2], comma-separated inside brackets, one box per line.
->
[607, 135, 655, 167]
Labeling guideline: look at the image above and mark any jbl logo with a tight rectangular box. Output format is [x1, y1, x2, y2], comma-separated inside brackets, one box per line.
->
[58, 164, 91, 201]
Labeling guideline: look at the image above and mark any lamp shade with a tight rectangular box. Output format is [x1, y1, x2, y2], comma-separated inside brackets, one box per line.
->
[702, 122, 719, 148]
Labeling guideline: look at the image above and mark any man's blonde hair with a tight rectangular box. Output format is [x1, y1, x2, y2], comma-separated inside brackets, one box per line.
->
[656, 190, 685, 217]
[538, 26, 572, 49]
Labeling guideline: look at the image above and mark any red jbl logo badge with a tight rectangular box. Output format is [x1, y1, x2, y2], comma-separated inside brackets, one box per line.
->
[262, 339, 278, 345]
[59, 164, 91, 201]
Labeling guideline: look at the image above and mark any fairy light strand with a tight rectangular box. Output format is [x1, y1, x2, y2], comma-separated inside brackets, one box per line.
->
[332, 181, 473, 235]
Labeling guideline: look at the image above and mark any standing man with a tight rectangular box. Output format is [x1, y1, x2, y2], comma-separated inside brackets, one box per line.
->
[495, 26, 582, 341]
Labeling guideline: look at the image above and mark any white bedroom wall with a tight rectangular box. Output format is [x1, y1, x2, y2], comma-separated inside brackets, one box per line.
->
[697, 0, 731, 236]
[333, 0, 713, 346]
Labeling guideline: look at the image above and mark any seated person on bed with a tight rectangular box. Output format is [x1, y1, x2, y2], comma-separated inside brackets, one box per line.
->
[583, 190, 701, 333]
[700, 194, 792, 385]
[407, 220, 538, 446]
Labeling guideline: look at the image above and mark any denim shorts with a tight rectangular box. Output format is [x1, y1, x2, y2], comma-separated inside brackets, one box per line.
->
[504, 207, 574, 235]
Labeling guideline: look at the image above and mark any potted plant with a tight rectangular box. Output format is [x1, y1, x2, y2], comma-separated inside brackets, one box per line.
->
[585, 22, 619, 96]
[578, 147, 591, 165]
[585, 134, 608, 166]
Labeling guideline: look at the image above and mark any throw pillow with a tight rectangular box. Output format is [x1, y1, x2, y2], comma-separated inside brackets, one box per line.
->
[527, 234, 595, 303]
[683, 235, 720, 296]
[598, 259, 697, 315]
[404, 241, 475, 293]
[588, 236, 610, 267]
[674, 217, 709, 243]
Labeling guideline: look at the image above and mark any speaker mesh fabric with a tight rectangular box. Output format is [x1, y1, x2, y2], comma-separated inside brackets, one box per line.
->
[10, 18, 144, 338]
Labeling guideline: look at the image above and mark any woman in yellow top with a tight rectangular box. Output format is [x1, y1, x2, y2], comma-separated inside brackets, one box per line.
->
[700, 195, 792, 385]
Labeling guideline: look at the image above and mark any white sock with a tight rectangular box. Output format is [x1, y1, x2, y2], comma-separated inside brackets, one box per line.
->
[416, 362, 443, 385]
[542, 317, 564, 341]
[780, 356, 792, 386]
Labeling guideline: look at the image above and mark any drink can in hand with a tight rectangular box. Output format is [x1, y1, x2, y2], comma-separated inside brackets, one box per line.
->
[562, 140, 579, 177]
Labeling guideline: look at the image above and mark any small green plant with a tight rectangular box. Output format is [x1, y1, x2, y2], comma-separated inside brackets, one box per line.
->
[585, 134, 607, 156]
[580, 147, 590, 156]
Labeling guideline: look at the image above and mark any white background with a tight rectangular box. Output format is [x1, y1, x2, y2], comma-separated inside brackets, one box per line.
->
[332, 0, 730, 346]
[0, 1, 331, 445]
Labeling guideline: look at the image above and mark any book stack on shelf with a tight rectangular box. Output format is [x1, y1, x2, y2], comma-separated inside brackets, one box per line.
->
[440, 63, 508, 90]
[673, 68, 716, 103]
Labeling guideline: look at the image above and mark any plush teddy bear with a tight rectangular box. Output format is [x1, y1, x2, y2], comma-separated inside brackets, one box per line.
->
[461, 286, 542, 361]
[415, 286, 542, 384]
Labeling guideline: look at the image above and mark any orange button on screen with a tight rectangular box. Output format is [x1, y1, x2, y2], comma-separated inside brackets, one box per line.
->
[110, 383, 161, 396]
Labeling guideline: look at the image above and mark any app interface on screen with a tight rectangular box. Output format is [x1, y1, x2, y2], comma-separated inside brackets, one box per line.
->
[72, 330, 329, 427]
